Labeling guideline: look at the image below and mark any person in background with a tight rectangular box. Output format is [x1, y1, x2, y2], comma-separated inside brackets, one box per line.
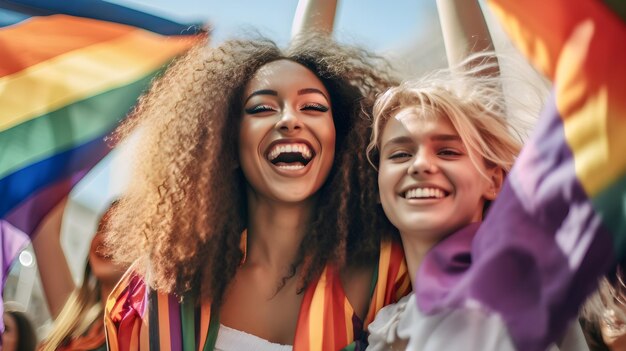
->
[38, 201, 127, 351]
[581, 265, 626, 351]
[3, 308, 37, 351]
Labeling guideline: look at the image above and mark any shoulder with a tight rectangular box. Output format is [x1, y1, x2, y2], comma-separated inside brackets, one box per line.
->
[367, 293, 413, 350]
[394, 302, 517, 351]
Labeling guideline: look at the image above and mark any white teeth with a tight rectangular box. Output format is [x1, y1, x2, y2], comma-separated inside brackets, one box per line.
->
[278, 164, 305, 170]
[267, 143, 313, 161]
[405, 187, 445, 199]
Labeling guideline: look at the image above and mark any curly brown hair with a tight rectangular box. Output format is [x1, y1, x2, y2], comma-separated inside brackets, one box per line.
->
[106, 32, 399, 305]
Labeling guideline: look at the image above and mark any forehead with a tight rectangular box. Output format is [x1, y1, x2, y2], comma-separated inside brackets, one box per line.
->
[381, 107, 458, 142]
[244, 59, 328, 96]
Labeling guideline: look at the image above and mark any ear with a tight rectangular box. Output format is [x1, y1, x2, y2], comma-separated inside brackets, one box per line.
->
[483, 167, 504, 201]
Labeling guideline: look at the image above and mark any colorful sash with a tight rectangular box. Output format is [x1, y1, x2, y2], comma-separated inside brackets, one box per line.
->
[105, 240, 409, 351]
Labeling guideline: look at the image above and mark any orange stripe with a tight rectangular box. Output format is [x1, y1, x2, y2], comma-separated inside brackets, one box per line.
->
[105, 315, 120, 351]
[308, 267, 328, 351]
[366, 241, 392, 323]
[328, 267, 348, 348]
[105, 269, 137, 351]
[327, 267, 340, 349]
[343, 298, 355, 342]
[157, 293, 172, 351]
[294, 280, 314, 350]
[197, 301, 211, 351]
[129, 320, 140, 351]
[0, 14, 136, 77]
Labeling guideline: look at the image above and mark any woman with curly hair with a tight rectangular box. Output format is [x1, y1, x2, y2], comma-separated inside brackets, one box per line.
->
[103, 21, 410, 351]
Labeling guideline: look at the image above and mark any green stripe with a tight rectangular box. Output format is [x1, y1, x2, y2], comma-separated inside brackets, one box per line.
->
[592, 171, 626, 259]
[203, 304, 220, 351]
[340, 343, 357, 351]
[0, 72, 157, 178]
[181, 295, 196, 351]
[603, 0, 626, 23]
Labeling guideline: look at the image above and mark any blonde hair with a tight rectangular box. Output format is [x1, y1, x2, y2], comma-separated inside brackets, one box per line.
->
[39, 263, 101, 351]
[367, 54, 525, 183]
[40, 201, 120, 351]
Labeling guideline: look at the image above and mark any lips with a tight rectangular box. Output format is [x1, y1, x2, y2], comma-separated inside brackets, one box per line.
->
[266, 141, 315, 170]
[402, 186, 449, 199]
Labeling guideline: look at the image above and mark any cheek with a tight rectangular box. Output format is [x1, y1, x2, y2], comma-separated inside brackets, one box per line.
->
[319, 118, 336, 149]
[377, 164, 397, 203]
[238, 121, 262, 167]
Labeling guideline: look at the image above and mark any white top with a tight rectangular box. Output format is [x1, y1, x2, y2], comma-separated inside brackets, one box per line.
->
[366, 293, 589, 351]
[215, 324, 293, 351]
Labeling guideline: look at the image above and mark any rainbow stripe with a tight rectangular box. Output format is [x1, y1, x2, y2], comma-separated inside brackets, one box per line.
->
[105, 240, 410, 351]
[416, 1, 625, 350]
[0, 0, 202, 333]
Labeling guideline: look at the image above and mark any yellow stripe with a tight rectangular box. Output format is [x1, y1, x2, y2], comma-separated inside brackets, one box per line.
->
[105, 267, 137, 351]
[395, 272, 411, 301]
[343, 298, 354, 340]
[0, 30, 193, 131]
[375, 241, 392, 311]
[104, 316, 119, 351]
[308, 267, 328, 351]
[556, 21, 626, 197]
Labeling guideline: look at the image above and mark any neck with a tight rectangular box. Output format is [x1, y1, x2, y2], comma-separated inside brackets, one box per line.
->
[245, 192, 315, 272]
[398, 231, 440, 287]
[99, 282, 115, 307]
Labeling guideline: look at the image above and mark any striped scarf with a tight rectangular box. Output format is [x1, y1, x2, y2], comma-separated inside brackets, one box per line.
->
[105, 240, 410, 351]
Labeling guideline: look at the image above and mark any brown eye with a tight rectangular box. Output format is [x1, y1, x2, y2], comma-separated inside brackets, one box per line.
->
[438, 149, 462, 157]
[389, 152, 412, 160]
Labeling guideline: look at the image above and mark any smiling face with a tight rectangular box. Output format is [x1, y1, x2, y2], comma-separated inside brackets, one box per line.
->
[377, 108, 499, 246]
[239, 59, 336, 204]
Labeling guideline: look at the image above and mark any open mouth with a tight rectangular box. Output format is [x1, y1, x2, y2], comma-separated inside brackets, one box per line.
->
[266, 142, 314, 170]
[403, 187, 449, 200]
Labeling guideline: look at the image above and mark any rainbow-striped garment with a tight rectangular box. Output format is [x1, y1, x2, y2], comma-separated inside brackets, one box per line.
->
[0, 0, 202, 332]
[105, 240, 410, 351]
[415, 1, 625, 350]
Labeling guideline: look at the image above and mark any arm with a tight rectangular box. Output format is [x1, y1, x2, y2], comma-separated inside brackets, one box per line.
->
[31, 197, 75, 318]
[291, 0, 338, 38]
[436, 0, 498, 73]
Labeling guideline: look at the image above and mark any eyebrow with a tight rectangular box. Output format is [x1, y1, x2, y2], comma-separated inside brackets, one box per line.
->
[244, 89, 278, 104]
[431, 134, 462, 142]
[381, 136, 414, 151]
[244, 88, 330, 105]
[298, 88, 329, 103]
[381, 134, 462, 151]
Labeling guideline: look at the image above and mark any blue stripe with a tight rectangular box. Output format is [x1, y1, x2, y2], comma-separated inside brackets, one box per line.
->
[0, 0, 204, 35]
[0, 133, 110, 217]
[0, 7, 30, 27]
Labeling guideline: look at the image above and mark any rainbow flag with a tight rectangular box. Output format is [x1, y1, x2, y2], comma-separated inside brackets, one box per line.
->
[416, 1, 625, 350]
[0, 0, 203, 332]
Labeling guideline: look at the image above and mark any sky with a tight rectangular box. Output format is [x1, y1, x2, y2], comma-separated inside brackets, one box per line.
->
[106, 0, 436, 51]
[71, 0, 442, 212]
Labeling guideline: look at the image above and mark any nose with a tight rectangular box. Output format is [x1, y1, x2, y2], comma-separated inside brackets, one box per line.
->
[275, 110, 302, 134]
[408, 150, 436, 175]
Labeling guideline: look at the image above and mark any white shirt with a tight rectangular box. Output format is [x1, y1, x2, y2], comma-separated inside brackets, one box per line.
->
[215, 324, 293, 351]
[367, 293, 589, 351]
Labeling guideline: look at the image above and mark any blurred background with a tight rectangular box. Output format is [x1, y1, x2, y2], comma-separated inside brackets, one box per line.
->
[3, 0, 545, 338]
